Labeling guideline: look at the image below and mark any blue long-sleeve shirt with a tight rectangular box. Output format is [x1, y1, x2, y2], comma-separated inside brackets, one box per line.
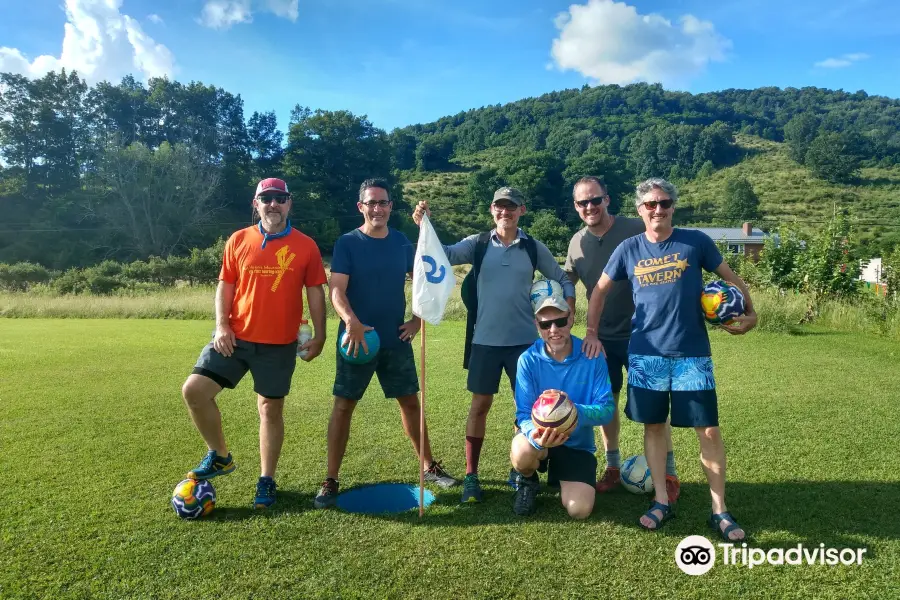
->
[515, 335, 615, 453]
[442, 229, 576, 346]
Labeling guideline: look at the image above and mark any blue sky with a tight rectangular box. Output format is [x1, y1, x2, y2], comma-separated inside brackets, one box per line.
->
[1, 0, 898, 133]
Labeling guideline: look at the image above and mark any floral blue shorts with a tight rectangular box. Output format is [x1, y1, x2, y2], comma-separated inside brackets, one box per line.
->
[627, 355, 716, 391]
[625, 355, 718, 427]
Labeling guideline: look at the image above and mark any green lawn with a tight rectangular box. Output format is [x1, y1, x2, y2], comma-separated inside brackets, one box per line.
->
[1, 320, 898, 599]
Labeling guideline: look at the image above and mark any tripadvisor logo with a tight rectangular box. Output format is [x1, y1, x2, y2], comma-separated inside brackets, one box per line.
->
[675, 537, 868, 575]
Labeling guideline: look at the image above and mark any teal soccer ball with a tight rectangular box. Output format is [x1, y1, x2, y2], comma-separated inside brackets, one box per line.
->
[339, 328, 380, 364]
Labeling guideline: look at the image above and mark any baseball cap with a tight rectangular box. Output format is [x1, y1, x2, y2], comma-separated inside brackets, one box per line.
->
[492, 186, 526, 206]
[256, 178, 289, 195]
[533, 289, 569, 315]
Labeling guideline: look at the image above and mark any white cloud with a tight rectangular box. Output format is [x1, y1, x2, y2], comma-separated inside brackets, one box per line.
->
[550, 0, 731, 87]
[147, 14, 164, 25]
[0, 0, 174, 83]
[199, 0, 298, 29]
[814, 53, 870, 68]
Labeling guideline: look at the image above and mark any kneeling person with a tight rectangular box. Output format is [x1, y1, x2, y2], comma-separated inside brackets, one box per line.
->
[509, 284, 614, 518]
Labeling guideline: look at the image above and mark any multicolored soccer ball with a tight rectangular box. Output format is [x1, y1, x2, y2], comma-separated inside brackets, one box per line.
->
[700, 280, 745, 325]
[339, 328, 380, 365]
[171, 479, 216, 519]
[531, 389, 577, 436]
[530, 279, 564, 314]
[621, 455, 654, 494]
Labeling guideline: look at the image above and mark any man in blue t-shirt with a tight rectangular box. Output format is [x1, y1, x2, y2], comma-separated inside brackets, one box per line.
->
[583, 178, 757, 542]
[510, 282, 614, 518]
[313, 179, 459, 509]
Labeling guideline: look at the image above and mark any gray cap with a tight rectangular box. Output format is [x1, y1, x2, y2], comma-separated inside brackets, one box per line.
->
[492, 186, 526, 206]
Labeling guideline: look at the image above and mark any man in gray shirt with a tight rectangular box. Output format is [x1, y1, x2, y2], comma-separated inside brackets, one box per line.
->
[564, 176, 679, 503]
[414, 187, 575, 504]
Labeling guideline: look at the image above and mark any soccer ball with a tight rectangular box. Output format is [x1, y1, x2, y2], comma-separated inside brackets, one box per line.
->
[530, 279, 564, 314]
[700, 280, 745, 325]
[531, 389, 577, 436]
[339, 328, 380, 365]
[172, 479, 216, 519]
[621, 455, 654, 494]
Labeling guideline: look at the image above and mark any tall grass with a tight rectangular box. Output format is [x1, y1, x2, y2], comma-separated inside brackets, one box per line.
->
[2, 279, 899, 340]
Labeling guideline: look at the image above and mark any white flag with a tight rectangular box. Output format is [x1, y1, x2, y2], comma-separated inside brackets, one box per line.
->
[412, 214, 455, 326]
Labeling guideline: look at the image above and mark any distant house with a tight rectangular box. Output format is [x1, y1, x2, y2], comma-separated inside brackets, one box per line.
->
[683, 222, 768, 260]
[859, 258, 882, 284]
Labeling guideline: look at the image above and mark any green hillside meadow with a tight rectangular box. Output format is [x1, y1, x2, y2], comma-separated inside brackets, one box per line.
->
[0, 319, 898, 599]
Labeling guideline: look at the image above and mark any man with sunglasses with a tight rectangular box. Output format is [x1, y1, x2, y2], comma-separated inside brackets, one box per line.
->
[413, 187, 575, 504]
[314, 178, 459, 510]
[509, 281, 614, 517]
[181, 177, 328, 509]
[583, 178, 757, 541]
[564, 176, 680, 502]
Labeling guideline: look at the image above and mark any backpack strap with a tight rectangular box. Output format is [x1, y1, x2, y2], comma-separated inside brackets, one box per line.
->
[521, 234, 538, 277]
[472, 232, 492, 280]
[462, 231, 492, 370]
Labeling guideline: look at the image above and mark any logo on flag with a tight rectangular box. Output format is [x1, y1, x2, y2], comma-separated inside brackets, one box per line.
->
[412, 215, 455, 325]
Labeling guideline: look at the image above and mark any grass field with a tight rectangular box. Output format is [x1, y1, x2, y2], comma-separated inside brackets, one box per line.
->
[1, 319, 899, 599]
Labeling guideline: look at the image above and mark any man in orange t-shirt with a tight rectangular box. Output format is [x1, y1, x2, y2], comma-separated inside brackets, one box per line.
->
[181, 177, 328, 509]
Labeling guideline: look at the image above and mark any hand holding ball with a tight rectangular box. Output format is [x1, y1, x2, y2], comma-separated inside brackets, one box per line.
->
[531, 389, 577, 444]
[339, 327, 380, 364]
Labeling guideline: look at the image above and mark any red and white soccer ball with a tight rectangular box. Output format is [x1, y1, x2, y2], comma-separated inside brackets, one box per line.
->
[531, 389, 577, 436]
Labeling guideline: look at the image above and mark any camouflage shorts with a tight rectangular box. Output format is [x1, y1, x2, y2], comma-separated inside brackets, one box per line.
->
[333, 342, 419, 401]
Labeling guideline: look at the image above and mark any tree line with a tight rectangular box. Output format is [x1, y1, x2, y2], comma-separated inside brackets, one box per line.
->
[1, 72, 897, 269]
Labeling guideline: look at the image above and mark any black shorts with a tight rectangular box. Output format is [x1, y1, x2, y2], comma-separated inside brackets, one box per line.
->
[192, 338, 297, 399]
[546, 444, 598, 488]
[467, 343, 531, 395]
[599, 338, 629, 395]
[333, 342, 419, 402]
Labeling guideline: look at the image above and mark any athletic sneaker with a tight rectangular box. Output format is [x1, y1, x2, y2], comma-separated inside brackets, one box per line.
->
[460, 473, 483, 503]
[424, 461, 460, 488]
[253, 476, 277, 509]
[513, 472, 540, 516]
[187, 450, 236, 480]
[666, 474, 681, 503]
[595, 467, 621, 493]
[314, 477, 339, 509]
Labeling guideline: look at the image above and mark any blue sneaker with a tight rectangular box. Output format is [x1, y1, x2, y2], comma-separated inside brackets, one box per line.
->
[254, 476, 277, 509]
[187, 450, 236, 480]
[461, 473, 483, 503]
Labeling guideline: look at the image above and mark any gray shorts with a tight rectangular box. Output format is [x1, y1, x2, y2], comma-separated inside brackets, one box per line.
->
[192, 338, 298, 399]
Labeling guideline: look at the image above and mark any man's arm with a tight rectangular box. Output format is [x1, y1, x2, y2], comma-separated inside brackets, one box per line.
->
[574, 360, 615, 427]
[398, 271, 422, 342]
[329, 272, 374, 356]
[582, 274, 614, 359]
[213, 280, 236, 357]
[299, 284, 327, 361]
[714, 261, 758, 335]
[514, 355, 543, 450]
[535, 241, 576, 301]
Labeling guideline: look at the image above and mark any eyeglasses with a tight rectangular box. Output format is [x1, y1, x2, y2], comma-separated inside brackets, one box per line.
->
[361, 200, 391, 208]
[492, 202, 518, 212]
[257, 194, 290, 205]
[537, 316, 570, 330]
[575, 196, 607, 208]
[642, 199, 674, 210]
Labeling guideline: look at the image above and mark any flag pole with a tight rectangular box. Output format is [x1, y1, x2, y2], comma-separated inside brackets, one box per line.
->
[419, 319, 426, 518]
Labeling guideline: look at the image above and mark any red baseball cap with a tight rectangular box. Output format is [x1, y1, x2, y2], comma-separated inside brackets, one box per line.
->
[255, 178, 289, 195]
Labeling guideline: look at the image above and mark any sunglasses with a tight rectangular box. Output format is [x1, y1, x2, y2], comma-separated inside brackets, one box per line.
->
[492, 202, 518, 212]
[537, 316, 570, 330]
[361, 200, 391, 208]
[575, 196, 607, 208]
[257, 194, 290, 205]
[642, 199, 674, 210]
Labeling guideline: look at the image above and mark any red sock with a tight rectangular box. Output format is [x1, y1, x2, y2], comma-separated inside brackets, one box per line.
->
[465, 436, 484, 476]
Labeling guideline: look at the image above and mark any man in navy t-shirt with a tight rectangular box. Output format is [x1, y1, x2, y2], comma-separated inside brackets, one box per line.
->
[583, 178, 757, 542]
[313, 179, 459, 509]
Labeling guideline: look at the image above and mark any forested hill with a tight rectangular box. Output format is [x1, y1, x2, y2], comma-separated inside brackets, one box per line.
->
[2, 72, 899, 270]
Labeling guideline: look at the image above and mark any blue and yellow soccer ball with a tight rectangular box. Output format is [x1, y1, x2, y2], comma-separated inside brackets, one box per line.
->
[700, 280, 745, 325]
[172, 479, 216, 519]
[621, 455, 654, 494]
